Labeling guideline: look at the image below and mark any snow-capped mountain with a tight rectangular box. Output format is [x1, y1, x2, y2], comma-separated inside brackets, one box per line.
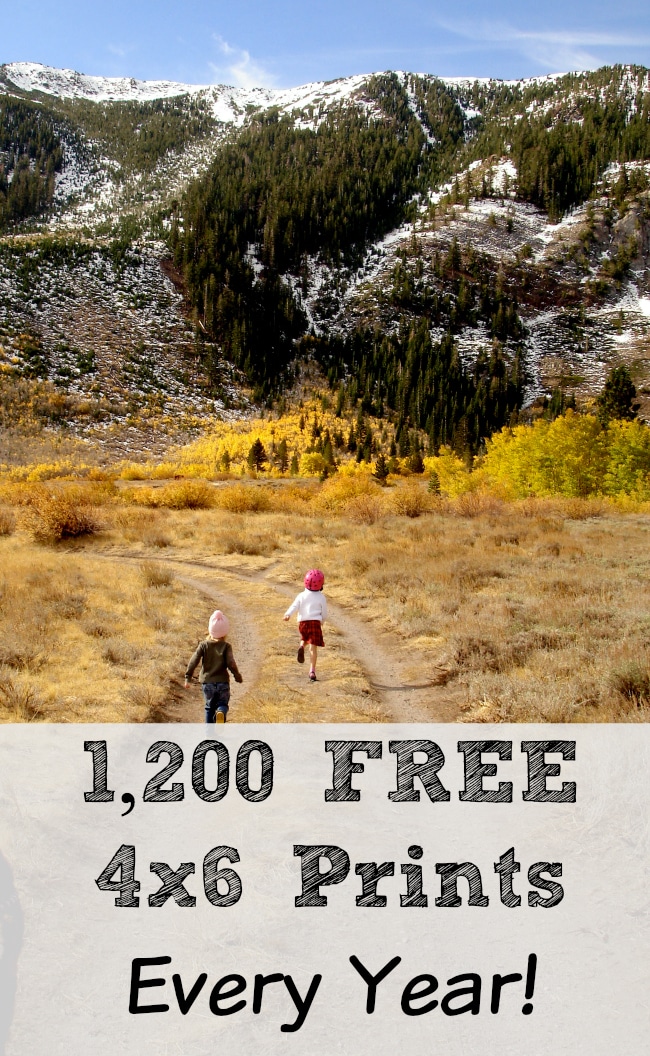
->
[2, 60, 371, 120]
[0, 59, 649, 443]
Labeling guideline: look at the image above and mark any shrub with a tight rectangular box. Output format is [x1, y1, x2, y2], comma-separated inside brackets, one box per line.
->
[0, 635, 46, 669]
[102, 640, 139, 665]
[121, 486, 160, 508]
[609, 662, 650, 707]
[0, 483, 34, 507]
[0, 507, 16, 535]
[81, 617, 116, 638]
[0, 675, 44, 720]
[122, 461, 209, 481]
[112, 508, 141, 528]
[111, 507, 159, 538]
[214, 485, 272, 513]
[345, 493, 386, 525]
[149, 462, 181, 480]
[125, 684, 171, 722]
[222, 530, 279, 555]
[143, 530, 172, 548]
[273, 484, 319, 514]
[11, 460, 79, 483]
[559, 497, 606, 520]
[22, 488, 101, 542]
[157, 481, 215, 509]
[119, 463, 149, 480]
[65, 481, 117, 506]
[453, 491, 503, 518]
[316, 473, 377, 512]
[122, 480, 215, 509]
[392, 484, 429, 518]
[140, 562, 174, 588]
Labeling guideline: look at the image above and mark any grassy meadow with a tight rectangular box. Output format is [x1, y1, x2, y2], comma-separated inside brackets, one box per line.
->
[0, 466, 649, 724]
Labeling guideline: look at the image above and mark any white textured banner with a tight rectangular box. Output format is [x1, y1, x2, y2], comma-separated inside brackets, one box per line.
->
[0, 724, 648, 1054]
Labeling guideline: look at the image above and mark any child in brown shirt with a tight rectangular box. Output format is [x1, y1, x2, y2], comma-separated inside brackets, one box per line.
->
[184, 610, 242, 723]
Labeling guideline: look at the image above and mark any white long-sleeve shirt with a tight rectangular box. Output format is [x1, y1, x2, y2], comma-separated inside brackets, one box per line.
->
[284, 589, 327, 623]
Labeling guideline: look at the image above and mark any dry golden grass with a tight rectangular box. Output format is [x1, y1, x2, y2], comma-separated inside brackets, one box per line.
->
[2, 477, 649, 722]
[0, 537, 209, 723]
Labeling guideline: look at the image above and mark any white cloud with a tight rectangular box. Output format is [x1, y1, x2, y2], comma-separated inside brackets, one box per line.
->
[209, 35, 277, 89]
[435, 19, 650, 72]
[106, 43, 132, 60]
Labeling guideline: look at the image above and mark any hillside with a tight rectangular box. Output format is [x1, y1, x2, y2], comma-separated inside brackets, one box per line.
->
[0, 61, 649, 459]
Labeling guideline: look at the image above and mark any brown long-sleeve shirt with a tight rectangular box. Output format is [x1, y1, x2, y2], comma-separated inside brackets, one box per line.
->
[185, 638, 242, 684]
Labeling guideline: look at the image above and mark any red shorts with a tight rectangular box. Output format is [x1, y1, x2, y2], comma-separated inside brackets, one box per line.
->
[298, 620, 324, 647]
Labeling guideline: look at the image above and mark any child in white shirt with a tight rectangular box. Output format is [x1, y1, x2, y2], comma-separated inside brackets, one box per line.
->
[284, 569, 327, 681]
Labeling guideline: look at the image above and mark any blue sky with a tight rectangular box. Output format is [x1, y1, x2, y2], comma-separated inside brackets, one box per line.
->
[2, 0, 650, 86]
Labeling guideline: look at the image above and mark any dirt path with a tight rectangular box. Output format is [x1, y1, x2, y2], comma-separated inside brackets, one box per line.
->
[97, 548, 462, 722]
[226, 559, 460, 721]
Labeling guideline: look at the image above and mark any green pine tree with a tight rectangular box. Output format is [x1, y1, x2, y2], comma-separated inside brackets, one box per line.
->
[409, 450, 424, 473]
[428, 470, 441, 494]
[596, 365, 639, 424]
[247, 438, 267, 471]
[374, 450, 389, 484]
[277, 437, 289, 472]
[408, 434, 425, 474]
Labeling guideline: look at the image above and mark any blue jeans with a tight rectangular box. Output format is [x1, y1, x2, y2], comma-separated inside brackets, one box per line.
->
[201, 682, 230, 723]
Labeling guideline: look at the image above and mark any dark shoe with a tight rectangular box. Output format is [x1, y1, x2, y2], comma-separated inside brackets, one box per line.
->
[297, 645, 305, 664]
[309, 671, 317, 681]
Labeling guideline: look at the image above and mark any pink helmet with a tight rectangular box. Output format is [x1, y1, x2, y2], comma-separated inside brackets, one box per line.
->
[208, 610, 230, 638]
[304, 569, 325, 591]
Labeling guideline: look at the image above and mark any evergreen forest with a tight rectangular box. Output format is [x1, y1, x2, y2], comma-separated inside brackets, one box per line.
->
[170, 73, 535, 444]
[463, 67, 650, 218]
[58, 95, 215, 175]
[0, 98, 63, 229]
